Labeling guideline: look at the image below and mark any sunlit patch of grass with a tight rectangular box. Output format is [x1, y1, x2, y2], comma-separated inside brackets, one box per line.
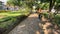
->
[0, 11, 29, 18]
[0, 10, 30, 28]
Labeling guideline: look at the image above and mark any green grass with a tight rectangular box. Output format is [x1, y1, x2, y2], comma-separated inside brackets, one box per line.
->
[0, 12, 29, 17]
[0, 16, 16, 23]
[0, 11, 29, 19]
[0, 11, 30, 29]
[0, 17, 16, 28]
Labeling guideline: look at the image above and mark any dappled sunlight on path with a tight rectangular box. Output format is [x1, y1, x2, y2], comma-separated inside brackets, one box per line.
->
[8, 13, 44, 34]
[8, 13, 60, 34]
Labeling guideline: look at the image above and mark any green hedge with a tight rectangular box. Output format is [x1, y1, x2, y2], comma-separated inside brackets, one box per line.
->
[37, 3, 49, 10]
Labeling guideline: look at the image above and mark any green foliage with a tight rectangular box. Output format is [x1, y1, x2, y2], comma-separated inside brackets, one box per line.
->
[42, 12, 60, 26]
[0, 10, 30, 28]
[7, 0, 22, 6]
[7, 0, 60, 10]
[0, 16, 12, 23]
[0, 17, 17, 28]
[54, 14, 60, 25]
[40, 3, 49, 10]
[56, 0, 60, 3]
[42, 12, 49, 18]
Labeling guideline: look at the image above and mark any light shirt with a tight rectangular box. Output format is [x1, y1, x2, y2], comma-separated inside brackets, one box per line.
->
[51, 8, 55, 13]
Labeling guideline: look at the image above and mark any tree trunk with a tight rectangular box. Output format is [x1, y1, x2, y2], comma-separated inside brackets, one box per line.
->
[49, 0, 53, 12]
[49, 0, 56, 12]
[52, 0, 56, 7]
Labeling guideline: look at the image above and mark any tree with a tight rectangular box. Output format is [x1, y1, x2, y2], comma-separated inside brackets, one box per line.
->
[49, 0, 56, 12]
[7, 0, 40, 8]
[7, 0, 24, 6]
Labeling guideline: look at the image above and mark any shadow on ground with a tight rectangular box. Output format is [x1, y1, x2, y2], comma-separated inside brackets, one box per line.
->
[8, 14, 60, 34]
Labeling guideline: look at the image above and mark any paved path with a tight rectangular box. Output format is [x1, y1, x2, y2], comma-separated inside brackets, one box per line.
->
[8, 13, 44, 34]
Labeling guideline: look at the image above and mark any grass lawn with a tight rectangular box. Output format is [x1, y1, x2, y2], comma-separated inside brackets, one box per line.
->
[0, 11, 29, 17]
[0, 11, 30, 29]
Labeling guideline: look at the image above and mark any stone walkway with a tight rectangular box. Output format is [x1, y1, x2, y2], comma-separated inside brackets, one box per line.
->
[8, 13, 44, 34]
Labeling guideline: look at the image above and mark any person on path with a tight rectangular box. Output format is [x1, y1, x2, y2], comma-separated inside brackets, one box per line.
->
[37, 8, 42, 20]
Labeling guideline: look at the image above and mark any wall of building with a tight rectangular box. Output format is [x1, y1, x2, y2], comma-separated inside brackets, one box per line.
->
[0, 1, 3, 10]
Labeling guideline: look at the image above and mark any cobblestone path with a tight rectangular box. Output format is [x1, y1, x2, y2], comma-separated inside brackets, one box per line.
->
[8, 13, 44, 34]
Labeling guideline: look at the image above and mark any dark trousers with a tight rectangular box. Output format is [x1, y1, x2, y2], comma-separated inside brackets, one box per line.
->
[38, 13, 42, 20]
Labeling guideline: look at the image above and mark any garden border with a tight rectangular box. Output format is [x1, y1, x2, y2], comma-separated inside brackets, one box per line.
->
[1, 14, 30, 34]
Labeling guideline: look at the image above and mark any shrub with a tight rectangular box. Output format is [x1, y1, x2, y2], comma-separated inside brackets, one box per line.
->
[42, 12, 60, 26]
[37, 3, 49, 10]
[54, 14, 60, 25]
[42, 12, 49, 18]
